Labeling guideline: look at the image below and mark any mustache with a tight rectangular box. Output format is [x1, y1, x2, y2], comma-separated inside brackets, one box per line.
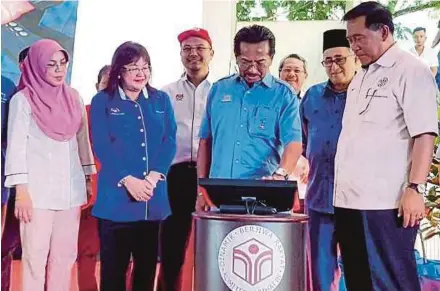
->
[187, 57, 202, 61]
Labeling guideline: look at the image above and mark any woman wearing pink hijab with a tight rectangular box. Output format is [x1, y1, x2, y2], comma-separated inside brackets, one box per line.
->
[4, 39, 96, 291]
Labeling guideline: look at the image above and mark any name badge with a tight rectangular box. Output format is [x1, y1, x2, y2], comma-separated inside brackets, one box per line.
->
[221, 95, 232, 102]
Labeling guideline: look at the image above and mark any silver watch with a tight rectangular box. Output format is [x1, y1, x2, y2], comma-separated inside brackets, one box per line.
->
[407, 182, 426, 194]
[274, 167, 289, 180]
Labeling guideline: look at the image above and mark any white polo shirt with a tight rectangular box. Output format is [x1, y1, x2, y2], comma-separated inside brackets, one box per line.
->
[162, 74, 212, 165]
[334, 44, 438, 210]
[410, 46, 439, 69]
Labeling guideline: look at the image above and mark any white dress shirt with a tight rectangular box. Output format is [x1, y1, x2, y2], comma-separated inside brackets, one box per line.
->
[5, 92, 96, 210]
[409, 46, 439, 69]
[162, 74, 212, 165]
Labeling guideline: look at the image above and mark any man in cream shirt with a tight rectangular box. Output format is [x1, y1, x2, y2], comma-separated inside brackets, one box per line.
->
[335, 2, 438, 291]
[159, 28, 213, 290]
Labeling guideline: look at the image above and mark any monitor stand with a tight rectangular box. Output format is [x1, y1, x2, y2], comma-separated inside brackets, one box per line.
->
[219, 204, 277, 215]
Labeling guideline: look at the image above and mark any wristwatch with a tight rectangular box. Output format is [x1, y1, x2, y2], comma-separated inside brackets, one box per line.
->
[407, 182, 426, 194]
[273, 168, 289, 180]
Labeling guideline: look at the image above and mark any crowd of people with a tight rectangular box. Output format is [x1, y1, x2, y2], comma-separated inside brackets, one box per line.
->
[1, 1, 439, 291]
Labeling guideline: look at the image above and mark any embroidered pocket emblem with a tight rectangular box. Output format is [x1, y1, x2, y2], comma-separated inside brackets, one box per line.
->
[377, 77, 388, 88]
[109, 107, 124, 115]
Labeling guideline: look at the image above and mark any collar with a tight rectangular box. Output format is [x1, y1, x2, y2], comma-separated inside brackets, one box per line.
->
[410, 45, 426, 55]
[373, 42, 400, 68]
[235, 73, 274, 88]
[181, 72, 212, 87]
[324, 81, 347, 97]
[118, 86, 149, 101]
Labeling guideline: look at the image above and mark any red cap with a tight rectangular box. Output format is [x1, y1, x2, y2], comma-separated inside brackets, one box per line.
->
[178, 28, 212, 46]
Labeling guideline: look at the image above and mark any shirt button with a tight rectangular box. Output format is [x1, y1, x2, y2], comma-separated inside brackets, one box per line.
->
[143, 157, 146, 161]
[335, 110, 339, 113]
[330, 125, 334, 129]
[245, 91, 250, 95]
[326, 141, 330, 145]
[135, 104, 138, 108]
[235, 159, 239, 163]
[143, 172, 147, 176]
[240, 124, 244, 128]
[141, 143, 145, 147]
[138, 116, 141, 120]
[244, 108, 247, 111]
[236, 141, 240, 145]
[140, 129, 144, 132]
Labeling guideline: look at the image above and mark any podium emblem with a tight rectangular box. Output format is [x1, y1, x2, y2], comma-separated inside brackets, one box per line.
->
[232, 238, 273, 285]
[218, 225, 286, 291]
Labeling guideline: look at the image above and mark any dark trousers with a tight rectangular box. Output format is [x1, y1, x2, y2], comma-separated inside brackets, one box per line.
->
[98, 218, 160, 291]
[159, 162, 198, 291]
[1, 192, 20, 291]
[335, 207, 420, 291]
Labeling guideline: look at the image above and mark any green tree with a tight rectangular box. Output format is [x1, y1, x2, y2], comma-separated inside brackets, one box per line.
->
[236, 0, 440, 39]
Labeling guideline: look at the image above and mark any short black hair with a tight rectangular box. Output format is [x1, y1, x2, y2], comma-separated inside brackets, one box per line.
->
[97, 65, 111, 84]
[342, 1, 394, 35]
[234, 25, 276, 58]
[278, 54, 308, 74]
[107, 41, 152, 95]
[19, 47, 30, 63]
[413, 27, 426, 34]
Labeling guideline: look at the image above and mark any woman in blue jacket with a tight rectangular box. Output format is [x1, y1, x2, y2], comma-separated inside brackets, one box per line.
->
[90, 41, 177, 291]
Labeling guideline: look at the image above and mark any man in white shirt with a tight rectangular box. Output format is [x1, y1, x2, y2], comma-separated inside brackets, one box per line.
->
[337, 2, 438, 291]
[159, 28, 213, 291]
[410, 27, 439, 76]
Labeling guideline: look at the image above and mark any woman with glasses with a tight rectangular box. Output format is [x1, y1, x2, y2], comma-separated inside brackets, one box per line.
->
[4, 39, 96, 291]
[279, 54, 308, 99]
[90, 41, 177, 291]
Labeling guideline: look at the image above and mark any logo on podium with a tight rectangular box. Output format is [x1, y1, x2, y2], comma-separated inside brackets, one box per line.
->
[218, 225, 286, 291]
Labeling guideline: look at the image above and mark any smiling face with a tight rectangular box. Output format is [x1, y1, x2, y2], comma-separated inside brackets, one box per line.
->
[120, 57, 150, 93]
[323, 47, 357, 87]
[180, 36, 213, 73]
[279, 57, 307, 92]
[45, 50, 68, 86]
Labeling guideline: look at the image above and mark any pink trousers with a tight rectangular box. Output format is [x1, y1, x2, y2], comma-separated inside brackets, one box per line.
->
[20, 207, 80, 291]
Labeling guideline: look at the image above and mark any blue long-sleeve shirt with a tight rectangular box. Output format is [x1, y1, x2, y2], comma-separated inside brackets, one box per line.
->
[90, 86, 177, 222]
[300, 82, 346, 214]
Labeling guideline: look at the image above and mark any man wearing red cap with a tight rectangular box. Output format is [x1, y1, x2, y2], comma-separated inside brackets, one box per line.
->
[159, 27, 214, 290]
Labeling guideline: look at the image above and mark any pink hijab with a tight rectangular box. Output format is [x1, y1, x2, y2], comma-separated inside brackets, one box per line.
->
[17, 39, 82, 141]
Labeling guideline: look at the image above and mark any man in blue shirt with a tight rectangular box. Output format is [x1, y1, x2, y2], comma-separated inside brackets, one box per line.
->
[197, 25, 302, 209]
[300, 29, 358, 291]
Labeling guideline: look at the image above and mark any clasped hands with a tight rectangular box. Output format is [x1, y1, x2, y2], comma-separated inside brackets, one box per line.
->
[124, 172, 163, 202]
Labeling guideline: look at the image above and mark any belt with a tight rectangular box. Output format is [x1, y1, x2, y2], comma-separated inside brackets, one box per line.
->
[171, 161, 197, 169]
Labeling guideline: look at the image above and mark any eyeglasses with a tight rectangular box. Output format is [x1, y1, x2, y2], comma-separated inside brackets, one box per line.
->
[280, 68, 305, 75]
[237, 58, 269, 70]
[46, 61, 68, 71]
[122, 66, 150, 75]
[321, 55, 354, 67]
[181, 46, 211, 54]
